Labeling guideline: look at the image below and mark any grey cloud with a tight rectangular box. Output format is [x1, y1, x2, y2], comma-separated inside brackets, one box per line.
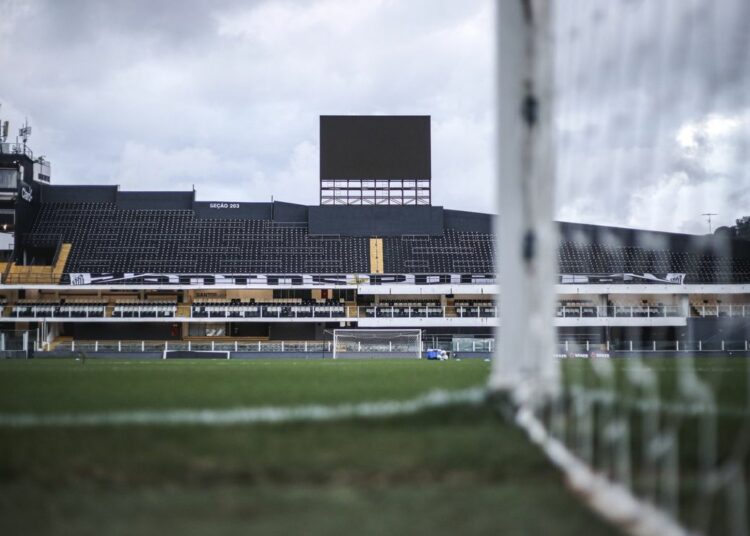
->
[0, 0, 495, 212]
[1, 0, 747, 234]
[554, 0, 750, 233]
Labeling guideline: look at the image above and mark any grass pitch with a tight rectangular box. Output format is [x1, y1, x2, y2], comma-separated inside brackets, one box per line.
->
[0, 358, 617, 536]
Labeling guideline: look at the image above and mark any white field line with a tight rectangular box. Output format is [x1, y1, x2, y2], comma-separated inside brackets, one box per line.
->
[515, 406, 692, 536]
[0, 387, 485, 428]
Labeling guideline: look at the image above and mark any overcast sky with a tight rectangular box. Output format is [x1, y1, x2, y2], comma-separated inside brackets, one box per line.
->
[0, 0, 747, 235]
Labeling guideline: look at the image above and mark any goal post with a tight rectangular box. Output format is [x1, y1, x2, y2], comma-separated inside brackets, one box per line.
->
[332, 329, 423, 359]
[0, 329, 33, 359]
[493, 1, 750, 535]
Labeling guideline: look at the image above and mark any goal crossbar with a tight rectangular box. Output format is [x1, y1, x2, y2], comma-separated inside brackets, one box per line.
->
[332, 329, 422, 359]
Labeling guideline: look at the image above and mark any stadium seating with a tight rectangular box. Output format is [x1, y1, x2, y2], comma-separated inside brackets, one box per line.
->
[383, 231, 494, 273]
[454, 300, 496, 318]
[27, 203, 369, 274]
[12, 300, 106, 318]
[191, 299, 346, 319]
[557, 300, 599, 318]
[22, 202, 750, 283]
[363, 300, 443, 318]
[557, 241, 750, 283]
[112, 301, 177, 318]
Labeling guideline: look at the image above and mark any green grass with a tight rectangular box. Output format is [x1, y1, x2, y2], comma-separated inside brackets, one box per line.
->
[0, 359, 488, 413]
[0, 358, 616, 536]
[562, 357, 750, 535]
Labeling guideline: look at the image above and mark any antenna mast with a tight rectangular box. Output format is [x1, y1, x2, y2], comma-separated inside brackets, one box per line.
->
[0, 104, 8, 143]
[19, 117, 31, 151]
[702, 213, 717, 234]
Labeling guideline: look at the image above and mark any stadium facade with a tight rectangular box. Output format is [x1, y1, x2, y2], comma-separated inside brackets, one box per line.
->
[0, 115, 749, 357]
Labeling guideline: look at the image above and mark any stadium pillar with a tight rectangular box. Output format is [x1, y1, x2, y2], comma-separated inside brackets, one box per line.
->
[679, 294, 690, 318]
[0, 332, 4, 351]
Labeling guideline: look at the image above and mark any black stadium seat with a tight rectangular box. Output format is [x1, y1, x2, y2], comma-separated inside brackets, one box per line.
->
[24, 203, 369, 275]
[20, 202, 750, 283]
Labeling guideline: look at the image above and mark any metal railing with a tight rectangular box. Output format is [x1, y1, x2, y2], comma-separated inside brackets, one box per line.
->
[43, 337, 750, 355]
[12, 303, 750, 321]
[690, 304, 750, 318]
[557, 305, 682, 318]
[558, 339, 750, 353]
[49, 337, 497, 354]
[55, 340, 336, 353]
[191, 304, 347, 319]
[0, 142, 33, 159]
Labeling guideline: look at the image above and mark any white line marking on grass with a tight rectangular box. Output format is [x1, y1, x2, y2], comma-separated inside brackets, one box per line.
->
[0, 388, 485, 428]
[516, 407, 690, 536]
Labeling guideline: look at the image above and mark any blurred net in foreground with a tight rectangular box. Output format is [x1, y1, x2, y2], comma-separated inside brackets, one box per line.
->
[494, 1, 750, 535]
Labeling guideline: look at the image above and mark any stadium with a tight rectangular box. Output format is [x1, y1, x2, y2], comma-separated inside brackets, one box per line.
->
[2, 1, 750, 535]
[0, 115, 748, 359]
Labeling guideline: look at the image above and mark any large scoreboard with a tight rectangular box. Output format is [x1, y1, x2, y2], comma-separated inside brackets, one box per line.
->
[320, 115, 431, 180]
[319, 116, 432, 205]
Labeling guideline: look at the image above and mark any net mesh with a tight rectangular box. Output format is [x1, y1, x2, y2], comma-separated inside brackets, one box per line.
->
[494, 1, 750, 534]
[0, 329, 31, 358]
[333, 329, 422, 359]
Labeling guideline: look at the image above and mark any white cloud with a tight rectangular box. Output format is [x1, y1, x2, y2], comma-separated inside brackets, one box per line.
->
[0, 0, 495, 210]
[1, 0, 747, 235]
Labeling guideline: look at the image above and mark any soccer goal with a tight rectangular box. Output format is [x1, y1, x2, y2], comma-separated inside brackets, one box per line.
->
[0, 329, 33, 359]
[332, 329, 422, 359]
[495, 1, 749, 535]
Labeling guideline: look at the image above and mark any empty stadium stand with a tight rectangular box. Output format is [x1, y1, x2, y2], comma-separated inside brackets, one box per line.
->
[112, 301, 177, 318]
[454, 300, 496, 318]
[19, 198, 750, 284]
[26, 202, 369, 274]
[191, 300, 346, 319]
[364, 300, 443, 318]
[12, 300, 106, 318]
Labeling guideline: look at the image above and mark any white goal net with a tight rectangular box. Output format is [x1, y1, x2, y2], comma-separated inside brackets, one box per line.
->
[494, 1, 750, 535]
[332, 329, 422, 359]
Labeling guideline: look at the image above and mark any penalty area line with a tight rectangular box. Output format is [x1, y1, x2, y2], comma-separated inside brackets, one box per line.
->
[0, 387, 485, 428]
